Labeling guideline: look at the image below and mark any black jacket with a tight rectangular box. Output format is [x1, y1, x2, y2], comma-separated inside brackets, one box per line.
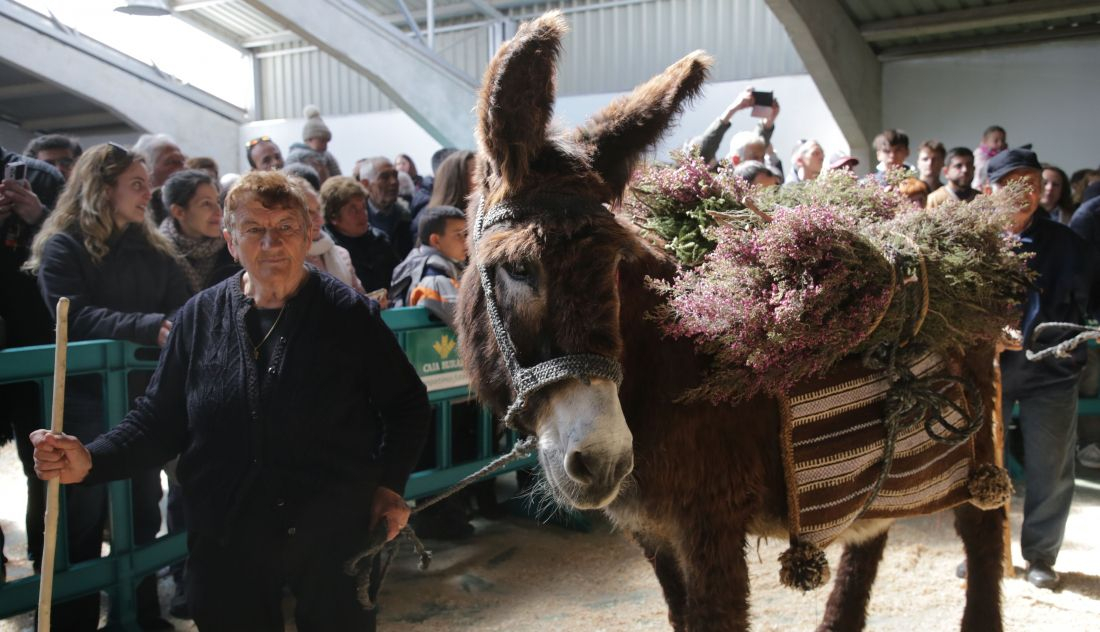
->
[0, 147, 64, 348]
[1069, 195, 1100, 319]
[38, 226, 191, 346]
[83, 269, 431, 540]
[1001, 216, 1092, 396]
[326, 225, 399, 294]
[367, 198, 414, 259]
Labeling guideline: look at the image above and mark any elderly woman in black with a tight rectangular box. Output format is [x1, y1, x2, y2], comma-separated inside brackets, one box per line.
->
[32, 170, 430, 631]
[25, 142, 190, 630]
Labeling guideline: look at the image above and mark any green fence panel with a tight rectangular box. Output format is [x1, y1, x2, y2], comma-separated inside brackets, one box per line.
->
[0, 306, 534, 627]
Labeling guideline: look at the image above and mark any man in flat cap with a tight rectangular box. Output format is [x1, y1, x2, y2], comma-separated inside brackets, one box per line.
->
[988, 147, 1091, 590]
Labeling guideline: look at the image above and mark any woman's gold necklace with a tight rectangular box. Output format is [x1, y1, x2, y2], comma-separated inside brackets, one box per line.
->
[250, 305, 286, 361]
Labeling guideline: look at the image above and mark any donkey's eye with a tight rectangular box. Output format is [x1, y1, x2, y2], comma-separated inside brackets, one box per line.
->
[501, 260, 532, 281]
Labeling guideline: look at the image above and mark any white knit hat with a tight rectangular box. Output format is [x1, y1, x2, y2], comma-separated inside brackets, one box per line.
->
[302, 105, 332, 142]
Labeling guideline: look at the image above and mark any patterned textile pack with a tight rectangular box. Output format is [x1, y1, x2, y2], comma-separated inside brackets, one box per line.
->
[779, 349, 975, 550]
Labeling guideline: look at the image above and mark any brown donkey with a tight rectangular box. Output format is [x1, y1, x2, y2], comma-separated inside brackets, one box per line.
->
[457, 12, 1005, 631]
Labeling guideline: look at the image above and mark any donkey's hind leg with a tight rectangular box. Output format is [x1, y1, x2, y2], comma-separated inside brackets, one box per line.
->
[816, 529, 889, 632]
[954, 503, 1004, 632]
[638, 536, 688, 631]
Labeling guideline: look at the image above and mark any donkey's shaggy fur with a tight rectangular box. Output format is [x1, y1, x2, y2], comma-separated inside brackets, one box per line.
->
[457, 11, 1005, 631]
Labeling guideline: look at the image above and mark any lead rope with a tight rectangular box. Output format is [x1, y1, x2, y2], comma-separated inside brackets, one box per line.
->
[345, 436, 539, 608]
[1024, 322, 1100, 361]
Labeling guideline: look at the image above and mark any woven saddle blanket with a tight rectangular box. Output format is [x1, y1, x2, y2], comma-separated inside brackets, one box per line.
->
[778, 349, 978, 549]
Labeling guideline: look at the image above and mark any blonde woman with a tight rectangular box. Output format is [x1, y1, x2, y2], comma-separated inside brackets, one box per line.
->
[25, 142, 189, 630]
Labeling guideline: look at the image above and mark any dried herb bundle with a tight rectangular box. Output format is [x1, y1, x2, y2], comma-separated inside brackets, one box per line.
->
[629, 157, 1032, 403]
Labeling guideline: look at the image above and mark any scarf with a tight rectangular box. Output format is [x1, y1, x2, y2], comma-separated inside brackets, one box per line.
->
[159, 217, 227, 294]
[307, 231, 357, 288]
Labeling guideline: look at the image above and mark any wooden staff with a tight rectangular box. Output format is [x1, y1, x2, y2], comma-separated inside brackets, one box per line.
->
[992, 341, 1015, 578]
[38, 297, 69, 632]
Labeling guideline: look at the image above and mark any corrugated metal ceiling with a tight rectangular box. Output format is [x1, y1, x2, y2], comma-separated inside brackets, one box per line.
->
[838, 0, 1100, 58]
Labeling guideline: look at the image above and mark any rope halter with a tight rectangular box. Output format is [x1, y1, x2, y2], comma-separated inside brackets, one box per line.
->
[472, 196, 624, 428]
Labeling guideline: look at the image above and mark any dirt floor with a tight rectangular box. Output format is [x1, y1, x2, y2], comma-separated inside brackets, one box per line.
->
[2, 442, 1099, 631]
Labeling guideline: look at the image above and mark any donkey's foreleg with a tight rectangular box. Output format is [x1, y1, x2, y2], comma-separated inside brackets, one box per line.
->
[638, 536, 688, 631]
[680, 524, 751, 632]
[816, 530, 889, 632]
[954, 504, 1005, 632]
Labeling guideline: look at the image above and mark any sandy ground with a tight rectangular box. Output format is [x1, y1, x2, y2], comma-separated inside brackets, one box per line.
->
[2, 442, 1099, 631]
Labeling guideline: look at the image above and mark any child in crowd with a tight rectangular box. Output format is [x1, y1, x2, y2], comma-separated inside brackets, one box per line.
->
[972, 124, 1007, 189]
[389, 205, 467, 325]
[872, 128, 915, 183]
[292, 105, 341, 177]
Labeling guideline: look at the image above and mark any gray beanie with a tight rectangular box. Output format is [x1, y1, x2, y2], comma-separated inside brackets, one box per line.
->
[302, 105, 332, 142]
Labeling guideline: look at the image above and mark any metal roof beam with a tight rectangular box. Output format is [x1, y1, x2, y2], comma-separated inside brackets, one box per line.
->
[244, 0, 478, 148]
[765, 0, 881, 164]
[861, 0, 1100, 43]
[469, 0, 513, 24]
[240, 29, 299, 48]
[878, 21, 1100, 60]
[171, 0, 235, 11]
[0, 81, 60, 100]
[394, 0, 427, 45]
[23, 112, 121, 130]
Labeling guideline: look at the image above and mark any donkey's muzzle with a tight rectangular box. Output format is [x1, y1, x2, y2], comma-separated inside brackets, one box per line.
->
[564, 447, 634, 488]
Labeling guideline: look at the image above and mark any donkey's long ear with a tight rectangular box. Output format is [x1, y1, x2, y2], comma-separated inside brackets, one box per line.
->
[477, 11, 568, 194]
[576, 51, 712, 199]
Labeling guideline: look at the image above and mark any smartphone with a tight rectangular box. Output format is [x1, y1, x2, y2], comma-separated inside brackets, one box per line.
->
[4, 160, 27, 182]
[750, 91, 774, 118]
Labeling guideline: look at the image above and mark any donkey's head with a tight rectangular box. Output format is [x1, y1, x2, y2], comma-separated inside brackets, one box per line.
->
[457, 11, 710, 510]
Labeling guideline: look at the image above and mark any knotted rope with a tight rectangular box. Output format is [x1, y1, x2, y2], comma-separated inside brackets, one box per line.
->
[851, 244, 984, 521]
[344, 436, 539, 609]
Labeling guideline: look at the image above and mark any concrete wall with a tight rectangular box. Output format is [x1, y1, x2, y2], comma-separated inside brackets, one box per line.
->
[883, 38, 1100, 173]
[241, 74, 846, 179]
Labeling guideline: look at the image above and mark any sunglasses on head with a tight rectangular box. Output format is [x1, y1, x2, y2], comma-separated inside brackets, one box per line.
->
[246, 136, 272, 149]
[106, 141, 130, 159]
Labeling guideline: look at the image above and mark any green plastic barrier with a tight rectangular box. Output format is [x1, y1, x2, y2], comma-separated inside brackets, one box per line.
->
[0, 306, 533, 628]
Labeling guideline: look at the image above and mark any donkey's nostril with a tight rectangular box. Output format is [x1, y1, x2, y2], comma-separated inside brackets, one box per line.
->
[564, 450, 594, 485]
[612, 453, 634, 482]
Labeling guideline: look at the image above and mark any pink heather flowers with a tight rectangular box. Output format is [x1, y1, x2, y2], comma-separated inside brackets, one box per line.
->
[662, 205, 894, 401]
[630, 153, 1030, 404]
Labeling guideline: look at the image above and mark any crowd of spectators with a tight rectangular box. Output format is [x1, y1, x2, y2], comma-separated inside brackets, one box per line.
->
[2, 92, 1099, 628]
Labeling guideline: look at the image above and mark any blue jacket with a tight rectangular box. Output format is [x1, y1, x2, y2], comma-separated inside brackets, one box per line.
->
[83, 269, 430, 540]
[1001, 216, 1092, 396]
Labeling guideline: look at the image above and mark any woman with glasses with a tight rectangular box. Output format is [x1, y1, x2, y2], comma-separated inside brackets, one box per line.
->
[32, 170, 430, 631]
[25, 142, 190, 631]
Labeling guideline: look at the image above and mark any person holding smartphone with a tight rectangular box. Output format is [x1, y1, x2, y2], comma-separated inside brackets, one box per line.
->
[0, 145, 63, 587]
[688, 85, 783, 177]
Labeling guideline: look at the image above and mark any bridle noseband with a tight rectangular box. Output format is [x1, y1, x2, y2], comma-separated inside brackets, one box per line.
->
[473, 196, 624, 428]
